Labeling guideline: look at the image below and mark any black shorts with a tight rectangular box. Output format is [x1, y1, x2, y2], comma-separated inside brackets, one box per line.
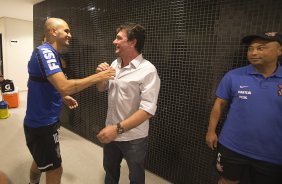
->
[216, 144, 282, 184]
[24, 122, 61, 172]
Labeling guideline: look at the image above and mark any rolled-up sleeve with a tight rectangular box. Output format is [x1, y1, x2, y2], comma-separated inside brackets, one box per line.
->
[139, 68, 160, 115]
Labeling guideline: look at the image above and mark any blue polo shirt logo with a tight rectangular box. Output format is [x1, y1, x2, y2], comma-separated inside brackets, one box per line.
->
[238, 89, 252, 100]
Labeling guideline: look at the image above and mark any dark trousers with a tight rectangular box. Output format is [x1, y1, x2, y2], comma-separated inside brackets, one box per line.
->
[103, 137, 148, 184]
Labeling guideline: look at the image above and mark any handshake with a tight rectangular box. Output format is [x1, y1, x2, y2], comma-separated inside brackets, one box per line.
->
[96, 62, 116, 81]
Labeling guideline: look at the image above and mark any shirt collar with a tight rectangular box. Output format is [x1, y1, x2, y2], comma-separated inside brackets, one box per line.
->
[42, 42, 57, 53]
[117, 54, 143, 69]
[246, 64, 258, 75]
[246, 64, 282, 78]
[274, 65, 282, 77]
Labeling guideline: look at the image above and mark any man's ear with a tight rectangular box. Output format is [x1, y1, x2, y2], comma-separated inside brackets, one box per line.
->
[130, 39, 137, 48]
[50, 27, 57, 37]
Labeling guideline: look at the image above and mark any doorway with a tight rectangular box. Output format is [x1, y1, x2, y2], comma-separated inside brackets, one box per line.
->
[0, 33, 4, 82]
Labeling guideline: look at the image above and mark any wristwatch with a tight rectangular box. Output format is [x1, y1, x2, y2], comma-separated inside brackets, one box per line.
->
[116, 122, 125, 134]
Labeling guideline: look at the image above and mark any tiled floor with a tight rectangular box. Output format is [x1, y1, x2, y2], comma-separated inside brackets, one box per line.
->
[0, 91, 171, 184]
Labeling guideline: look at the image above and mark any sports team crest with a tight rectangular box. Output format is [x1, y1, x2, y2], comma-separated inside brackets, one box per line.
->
[278, 84, 282, 96]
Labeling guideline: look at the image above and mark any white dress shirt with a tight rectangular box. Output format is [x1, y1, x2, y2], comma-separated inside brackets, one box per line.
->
[105, 54, 160, 141]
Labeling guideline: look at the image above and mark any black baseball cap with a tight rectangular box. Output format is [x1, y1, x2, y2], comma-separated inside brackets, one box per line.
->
[241, 32, 282, 45]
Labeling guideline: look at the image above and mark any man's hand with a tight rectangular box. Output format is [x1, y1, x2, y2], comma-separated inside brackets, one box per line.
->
[98, 68, 116, 81]
[95, 62, 113, 91]
[96, 62, 110, 73]
[63, 96, 78, 109]
[206, 131, 218, 150]
[97, 124, 118, 144]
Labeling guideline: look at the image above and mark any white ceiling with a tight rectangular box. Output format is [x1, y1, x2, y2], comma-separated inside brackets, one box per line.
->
[0, 0, 45, 21]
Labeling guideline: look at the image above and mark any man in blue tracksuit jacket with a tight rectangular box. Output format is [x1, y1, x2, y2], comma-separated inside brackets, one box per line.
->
[24, 17, 115, 184]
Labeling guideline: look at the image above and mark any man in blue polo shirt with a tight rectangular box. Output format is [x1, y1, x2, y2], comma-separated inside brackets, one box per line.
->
[206, 32, 282, 184]
[24, 18, 115, 184]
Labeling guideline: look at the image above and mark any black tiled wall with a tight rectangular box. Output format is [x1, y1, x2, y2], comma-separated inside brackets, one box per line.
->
[34, 0, 282, 183]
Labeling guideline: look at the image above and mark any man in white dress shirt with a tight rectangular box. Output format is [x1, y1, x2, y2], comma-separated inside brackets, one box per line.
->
[96, 23, 160, 184]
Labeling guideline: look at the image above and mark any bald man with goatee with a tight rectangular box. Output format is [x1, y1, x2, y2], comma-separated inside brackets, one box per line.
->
[24, 18, 115, 184]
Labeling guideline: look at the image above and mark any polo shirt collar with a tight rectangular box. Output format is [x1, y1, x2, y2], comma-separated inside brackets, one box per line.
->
[246, 64, 257, 75]
[246, 64, 282, 78]
[274, 65, 282, 77]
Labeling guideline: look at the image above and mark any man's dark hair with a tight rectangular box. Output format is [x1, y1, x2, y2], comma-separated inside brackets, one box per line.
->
[116, 23, 146, 53]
